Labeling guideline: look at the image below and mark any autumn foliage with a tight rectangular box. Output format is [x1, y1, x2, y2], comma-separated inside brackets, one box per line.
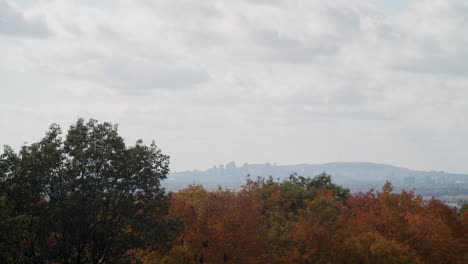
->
[134, 174, 467, 264]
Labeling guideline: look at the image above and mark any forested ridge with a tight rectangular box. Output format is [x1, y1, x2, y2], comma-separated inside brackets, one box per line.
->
[1, 119, 467, 263]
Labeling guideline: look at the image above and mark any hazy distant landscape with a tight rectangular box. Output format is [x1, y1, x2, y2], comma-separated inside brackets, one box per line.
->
[169, 161, 468, 185]
[166, 162, 468, 203]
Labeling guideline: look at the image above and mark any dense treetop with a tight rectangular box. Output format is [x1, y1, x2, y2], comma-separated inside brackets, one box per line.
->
[0, 119, 181, 263]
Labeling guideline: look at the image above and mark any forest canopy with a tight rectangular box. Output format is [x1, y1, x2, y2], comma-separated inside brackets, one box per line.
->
[1, 119, 467, 264]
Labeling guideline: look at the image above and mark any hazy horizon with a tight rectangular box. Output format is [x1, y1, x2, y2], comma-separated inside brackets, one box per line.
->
[170, 160, 467, 175]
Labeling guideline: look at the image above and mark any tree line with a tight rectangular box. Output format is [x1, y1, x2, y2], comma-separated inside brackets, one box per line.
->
[1, 119, 467, 263]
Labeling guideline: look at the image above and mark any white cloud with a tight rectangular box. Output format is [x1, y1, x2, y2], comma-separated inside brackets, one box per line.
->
[0, 0, 50, 37]
[0, 0, 467, 173]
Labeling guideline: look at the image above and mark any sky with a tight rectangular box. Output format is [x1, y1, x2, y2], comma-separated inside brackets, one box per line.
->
[1, 0, 467, 173]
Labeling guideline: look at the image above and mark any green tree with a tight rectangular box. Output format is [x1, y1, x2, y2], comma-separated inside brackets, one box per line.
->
[0, 118, 181, 263]
[256, 173, 350, 260]
[284, 172, 350, 202]
[0, 196, 31, 263]
[458, 200, 468, 215]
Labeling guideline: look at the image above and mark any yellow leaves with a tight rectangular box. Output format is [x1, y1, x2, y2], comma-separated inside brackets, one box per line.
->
[171, 185, 209, 215]
[335, 232, 420, 264]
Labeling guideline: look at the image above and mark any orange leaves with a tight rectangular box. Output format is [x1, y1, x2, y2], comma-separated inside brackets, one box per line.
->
[341, 183, 466, 264]
[167, 186, 268, 264]
[405, 213, 456, 263]
[149, 179, 467, 264]
[344, 183, 423, 241]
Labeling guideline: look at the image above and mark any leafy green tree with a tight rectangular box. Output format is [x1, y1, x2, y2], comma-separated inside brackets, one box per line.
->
[0, 196, 31, 263]
[256, 173, 350, 260]
[0, 119, 181, 263]
[284, 172, 350, 202]
[458, 200, 468, 215]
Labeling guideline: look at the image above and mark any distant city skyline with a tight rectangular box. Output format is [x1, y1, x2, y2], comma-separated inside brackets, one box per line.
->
[174, 161, 449, 173]
[168, 161, 468, 188]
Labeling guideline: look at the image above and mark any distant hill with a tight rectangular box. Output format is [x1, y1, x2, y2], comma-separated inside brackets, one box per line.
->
[167, 162, 468, 187]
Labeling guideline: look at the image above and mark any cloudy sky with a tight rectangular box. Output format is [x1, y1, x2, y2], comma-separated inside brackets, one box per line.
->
[1, 0, 467, 173]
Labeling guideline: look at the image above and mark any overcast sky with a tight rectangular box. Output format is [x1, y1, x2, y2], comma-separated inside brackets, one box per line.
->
[1, 0, 467, 173]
